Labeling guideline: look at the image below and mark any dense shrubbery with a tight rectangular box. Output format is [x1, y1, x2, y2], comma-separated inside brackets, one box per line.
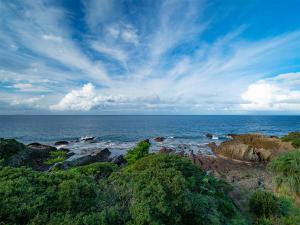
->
[46, 150, 67, 165]
[0, 151, 246, 224]
[0, 138, 26, 161]
[248, 190, 300, 225]
[268, 150, 300, 201]
[124, 139, 150, 164]
[281, 132, 300, 148]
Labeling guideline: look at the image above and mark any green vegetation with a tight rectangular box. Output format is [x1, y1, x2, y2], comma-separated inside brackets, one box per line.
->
[248, 190, 300, 225]
[0, 138, 26, 160]
[46, 150, 67, 165]
[281, 132, 300, 148]
[249, 190, 280, 218]
[1, 137, 300, 225]
[0, 149, 246, 224]
[124, 139, 150, 164]
[268, 150, 300, 199]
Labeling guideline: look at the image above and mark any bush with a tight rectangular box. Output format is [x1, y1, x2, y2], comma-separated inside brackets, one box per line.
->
[0, 138, 26, 160]
[70, 162, 117, 179]
[268, 150, 300, 198]
[249, 190, 280, 218]
[104, 154, 245, 225]
[124, 140, 150, 165]
[46, 150, 67, 165]
[0, 149, 247, 225]
[281, 132, 300, 148]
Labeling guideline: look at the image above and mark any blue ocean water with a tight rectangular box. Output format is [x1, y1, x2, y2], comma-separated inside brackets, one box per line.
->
[0, 115, 299, 156]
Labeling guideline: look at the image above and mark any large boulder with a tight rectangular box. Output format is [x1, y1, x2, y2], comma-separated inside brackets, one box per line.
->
[209, 134, 294, 162]
[9, 143, 57, 170]
[0, 138, 26, 160]
[53, 148, 111, 170]
[0, 140, 57, 170]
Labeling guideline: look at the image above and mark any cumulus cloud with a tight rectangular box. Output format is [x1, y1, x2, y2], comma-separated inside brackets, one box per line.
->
[241, 72, 300, 111]
[50, 83, 124, 111]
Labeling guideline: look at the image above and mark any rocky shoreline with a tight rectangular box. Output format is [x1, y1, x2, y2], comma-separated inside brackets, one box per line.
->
[0, 133, 298, 204]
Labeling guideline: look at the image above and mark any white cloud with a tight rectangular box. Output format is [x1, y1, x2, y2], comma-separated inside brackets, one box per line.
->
[10, 96, 44, 107]
[106, 23, 139, 45]
[42, 34, 63, 42]
[50, 83, 124, 111]
[92, 43, 127, 65]
[241, 73, 300, 111]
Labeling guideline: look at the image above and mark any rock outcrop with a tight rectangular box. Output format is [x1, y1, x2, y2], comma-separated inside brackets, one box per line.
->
[154, 137, 165, 142]
[209, 134, 293, 162]
[159, 147, 175, 154]
[52, 148, 111, 170]
[54, 140, 69, 146]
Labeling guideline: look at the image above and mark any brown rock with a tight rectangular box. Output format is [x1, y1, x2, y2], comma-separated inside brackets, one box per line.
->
[154, 137, 165, 142]
[210, 134, 293, 162]
[159, 147, 175, 154]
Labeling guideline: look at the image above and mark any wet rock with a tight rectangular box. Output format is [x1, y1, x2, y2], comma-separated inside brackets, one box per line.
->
[206, 133, 213, 139]
[81, 136, 96, 142]
[154, 137, 165, 142]
[178, 144, 189, 150]
[52, 148, 111, 170]
[159, 147, 175, 154]
[54, 140, 69, 146]
[109, 155, 127, 166]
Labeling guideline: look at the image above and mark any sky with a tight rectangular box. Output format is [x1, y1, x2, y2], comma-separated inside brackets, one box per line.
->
[1, 0, 300, 115]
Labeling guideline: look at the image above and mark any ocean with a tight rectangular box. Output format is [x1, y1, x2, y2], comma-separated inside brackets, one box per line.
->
[1, 115, 299, 157]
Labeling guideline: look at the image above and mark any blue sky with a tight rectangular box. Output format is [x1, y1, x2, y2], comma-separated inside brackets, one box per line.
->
[1, 0, 300, 114]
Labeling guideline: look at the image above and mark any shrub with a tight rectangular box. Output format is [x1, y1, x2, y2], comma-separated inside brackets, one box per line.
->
[0, 150, 247, 225]
[249, 190, 280, 218]
[0, 138, 26, 160]
[70, 162, 117, 179]
[268, 150, 300, 198]
[46, 150, 67, 165]
[124, 140, 150, 165]
[281, 132, 300, 148]
[104, 154, 245, 225]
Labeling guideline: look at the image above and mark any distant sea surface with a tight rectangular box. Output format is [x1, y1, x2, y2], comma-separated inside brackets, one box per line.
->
[1, 115, 300, 156]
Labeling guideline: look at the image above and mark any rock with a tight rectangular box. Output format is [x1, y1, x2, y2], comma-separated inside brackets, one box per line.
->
[54, 140, 69, 146]
[0, 138, 26, 160]
[154, 137, 165, 142]
[27, 143, 57, 158]
[109, 155, 126, 166]
[188, 150, 216, 171]
[159, 147, 175, 154]
[206, 133, 213, 139]
[53, 148, 111, 170]
[177, 150, 186, 157]
[80, 136, 96, 142]
[210, 134, 294, 162]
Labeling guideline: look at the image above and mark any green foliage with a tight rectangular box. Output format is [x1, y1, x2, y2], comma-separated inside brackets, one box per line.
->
[249, 191, 300, 225]
[46, 150, 67, 165]
[124, 140, 150, 165]
[281, 132, 300, 148]
[0, 166, 99, 224]
[104, 154, 245, 225]
[268, 150, 300, 196]
[0, 149, 247, 225]
[0, 138, 26, 160]
[70, 162, 117, 179]
[249, 190, 280, 218]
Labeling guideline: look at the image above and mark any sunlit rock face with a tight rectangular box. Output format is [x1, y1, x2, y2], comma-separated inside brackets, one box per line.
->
[209, 134, 294, 162]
